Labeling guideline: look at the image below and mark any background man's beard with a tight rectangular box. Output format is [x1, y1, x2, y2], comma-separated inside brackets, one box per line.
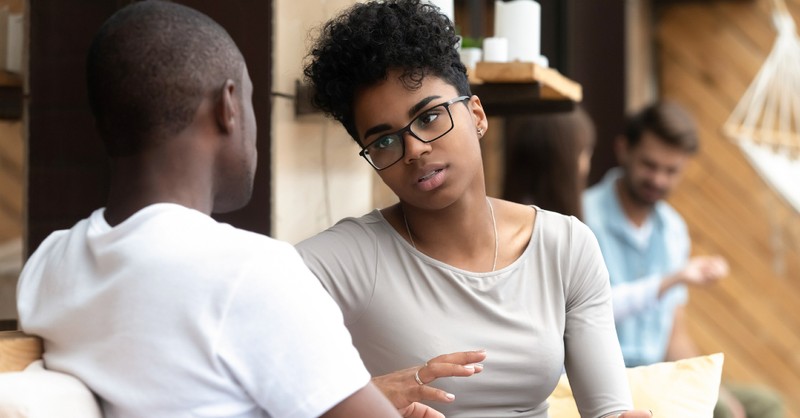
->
[625, 177, 664, 207]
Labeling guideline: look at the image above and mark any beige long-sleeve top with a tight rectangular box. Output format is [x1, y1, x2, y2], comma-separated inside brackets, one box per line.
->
[297, 207, 631, 418]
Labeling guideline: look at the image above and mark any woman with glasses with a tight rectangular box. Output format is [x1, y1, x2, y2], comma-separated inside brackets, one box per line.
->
[298, 1, 652, 417]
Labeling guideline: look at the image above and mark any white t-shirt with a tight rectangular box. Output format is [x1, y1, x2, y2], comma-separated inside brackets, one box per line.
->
[17, 204, 370, 418]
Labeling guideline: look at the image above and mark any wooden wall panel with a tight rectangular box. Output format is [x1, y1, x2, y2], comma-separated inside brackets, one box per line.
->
[0, 121, 22, 242]
[657, 1, 800, 415]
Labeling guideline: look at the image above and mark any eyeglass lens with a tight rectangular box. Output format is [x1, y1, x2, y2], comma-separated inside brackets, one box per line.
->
[362, 96, 467, 170]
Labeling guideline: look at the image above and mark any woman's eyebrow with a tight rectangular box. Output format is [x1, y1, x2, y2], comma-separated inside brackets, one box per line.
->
[363, 95, 443, 140]
[408, 95, 441, 118]
[364, 123, 392, 140]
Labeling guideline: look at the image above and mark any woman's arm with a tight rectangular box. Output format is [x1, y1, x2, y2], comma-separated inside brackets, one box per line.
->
[562, 220, 633, 416]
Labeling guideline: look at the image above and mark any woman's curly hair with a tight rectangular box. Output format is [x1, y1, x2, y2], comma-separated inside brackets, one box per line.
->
[303, 0, 470, 143]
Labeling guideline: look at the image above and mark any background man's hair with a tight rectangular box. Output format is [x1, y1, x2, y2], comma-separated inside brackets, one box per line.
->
[86, 0, 244, 156]
[624, 101, 699, 154]
[303, 0, 470, 143]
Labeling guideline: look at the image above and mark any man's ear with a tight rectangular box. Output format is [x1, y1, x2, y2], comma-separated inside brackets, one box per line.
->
[216, 79, 237, 134]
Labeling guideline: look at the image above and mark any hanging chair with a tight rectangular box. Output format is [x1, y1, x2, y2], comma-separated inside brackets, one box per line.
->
[723, 0, 800, 159]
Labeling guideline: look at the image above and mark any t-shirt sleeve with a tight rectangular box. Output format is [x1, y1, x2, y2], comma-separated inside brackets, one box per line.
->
[215, 242, 370, 418]
[562, 218, 633, 417]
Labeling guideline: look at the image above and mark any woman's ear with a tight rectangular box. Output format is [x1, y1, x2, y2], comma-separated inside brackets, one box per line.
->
[469, 95, 489, 139]
[215, 79, 237, 134]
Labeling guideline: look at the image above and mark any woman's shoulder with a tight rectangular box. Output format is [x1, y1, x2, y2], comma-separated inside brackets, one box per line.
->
[497, 199, 575, 231]
[492, 199, 537, 267]
[498, 200, 595, 248]
[296, 209, 387, 254]
[495, 198, 536, 234]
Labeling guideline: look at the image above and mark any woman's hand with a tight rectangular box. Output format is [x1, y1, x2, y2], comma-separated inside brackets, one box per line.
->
[616, 409, 654, 417]
[371, 350, 487, 415]
[398, 402, 445, 418]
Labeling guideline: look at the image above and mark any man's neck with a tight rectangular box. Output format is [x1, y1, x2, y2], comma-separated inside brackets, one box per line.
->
[615, 178, 653, 227]
[104, 152, 214, 227]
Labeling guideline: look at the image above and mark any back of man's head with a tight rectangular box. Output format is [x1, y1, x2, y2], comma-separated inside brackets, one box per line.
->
[624, 101, 699, 154]
[87, 0, 244, 157]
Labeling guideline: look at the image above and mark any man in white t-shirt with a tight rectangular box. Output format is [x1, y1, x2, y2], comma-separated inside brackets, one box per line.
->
[15, 2, 404, 417]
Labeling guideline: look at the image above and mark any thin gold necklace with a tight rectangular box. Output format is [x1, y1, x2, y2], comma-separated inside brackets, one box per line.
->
[402, 197, 498, 272]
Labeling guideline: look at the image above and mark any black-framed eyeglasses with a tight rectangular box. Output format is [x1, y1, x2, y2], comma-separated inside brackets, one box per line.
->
[358, 95, 471, 170]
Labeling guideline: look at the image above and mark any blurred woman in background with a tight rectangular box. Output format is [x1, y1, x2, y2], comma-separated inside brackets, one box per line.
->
[502, 105, 595, 219]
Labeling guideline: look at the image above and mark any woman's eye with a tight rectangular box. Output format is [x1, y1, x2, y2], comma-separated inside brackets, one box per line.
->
[372, 135, 397, 150]
[416, 112, 440, 127]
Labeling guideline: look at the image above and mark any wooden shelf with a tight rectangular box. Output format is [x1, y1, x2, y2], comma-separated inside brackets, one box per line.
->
[468, 62, 581, 116]
[471, 82, 575, 116]
[0, 71, 22, 87]
[473, 61, 582, 101]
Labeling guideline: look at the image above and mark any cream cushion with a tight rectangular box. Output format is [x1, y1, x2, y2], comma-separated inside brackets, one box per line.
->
[0, 354, 724, 417]
[0, 360, 102, 418]
[548, 353, 724, 417]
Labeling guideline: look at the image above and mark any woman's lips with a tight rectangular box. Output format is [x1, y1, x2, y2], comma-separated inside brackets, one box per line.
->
[419, 168, 442, 182]
[416, 168, 446, 191]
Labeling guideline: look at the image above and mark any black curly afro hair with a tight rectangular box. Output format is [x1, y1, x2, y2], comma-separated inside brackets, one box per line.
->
[304, 0, 471, 143]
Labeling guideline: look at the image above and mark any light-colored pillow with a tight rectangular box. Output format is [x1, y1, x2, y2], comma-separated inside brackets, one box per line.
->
[0, 360, 102, 418]
[548, 353, 724, 417]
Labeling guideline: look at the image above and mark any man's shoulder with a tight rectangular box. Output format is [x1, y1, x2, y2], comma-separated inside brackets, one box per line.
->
[583, 181, 617, 228]
[135, 203, 290, 251]
[654, 200, 687, 230]
[25, 213, 96, 263]
[583, 181, 610, 207]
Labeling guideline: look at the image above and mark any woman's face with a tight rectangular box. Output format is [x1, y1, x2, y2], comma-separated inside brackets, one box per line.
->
[352, 71, 488, 210]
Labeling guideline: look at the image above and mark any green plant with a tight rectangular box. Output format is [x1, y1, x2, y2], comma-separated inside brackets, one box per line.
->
[460, 36, 482, 49]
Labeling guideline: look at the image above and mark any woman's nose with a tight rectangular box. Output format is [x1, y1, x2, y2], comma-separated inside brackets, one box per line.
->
[402, 132, 432, 163]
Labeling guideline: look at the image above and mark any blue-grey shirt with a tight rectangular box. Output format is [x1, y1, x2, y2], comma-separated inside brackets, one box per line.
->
[583, 168, 690, 367]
